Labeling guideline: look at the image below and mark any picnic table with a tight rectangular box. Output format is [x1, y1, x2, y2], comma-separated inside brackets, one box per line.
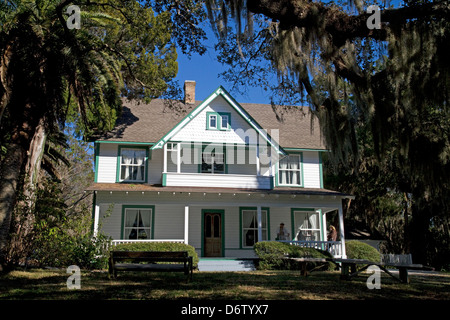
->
[287, 256, 434, 283]
[333, 258, 432, 283]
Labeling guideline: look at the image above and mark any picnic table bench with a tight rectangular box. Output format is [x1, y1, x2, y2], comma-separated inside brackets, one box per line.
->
[287, 255, 433, 284]
[333, 258, 433, 284]
[109, 251, 193, 280]
[288, 257, 333, 276]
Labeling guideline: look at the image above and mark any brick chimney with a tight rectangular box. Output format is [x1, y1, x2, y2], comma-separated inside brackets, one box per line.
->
[184, 80, 196, 104]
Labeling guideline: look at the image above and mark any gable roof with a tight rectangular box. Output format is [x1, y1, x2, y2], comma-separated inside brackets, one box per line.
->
[151, 86, 286, 155]
[95, 87, 326, 151]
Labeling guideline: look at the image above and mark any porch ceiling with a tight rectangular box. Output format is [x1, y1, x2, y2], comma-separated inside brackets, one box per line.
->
[86, 182, 353, 198]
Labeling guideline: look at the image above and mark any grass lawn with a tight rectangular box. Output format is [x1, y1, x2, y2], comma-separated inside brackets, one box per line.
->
[1, 268, 449, 301]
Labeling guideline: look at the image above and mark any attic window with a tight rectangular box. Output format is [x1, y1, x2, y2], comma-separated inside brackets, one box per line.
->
[209, 114, 217, 129]
[207, 112, 231, 131]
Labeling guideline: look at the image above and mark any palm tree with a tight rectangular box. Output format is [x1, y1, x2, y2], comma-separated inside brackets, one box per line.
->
[0, 0, 181, 269]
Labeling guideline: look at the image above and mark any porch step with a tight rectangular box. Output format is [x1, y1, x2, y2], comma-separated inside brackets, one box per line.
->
[198, 258, 256, 272]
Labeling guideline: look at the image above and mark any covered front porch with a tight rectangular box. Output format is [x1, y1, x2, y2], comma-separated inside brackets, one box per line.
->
[91, 184, 352, 259]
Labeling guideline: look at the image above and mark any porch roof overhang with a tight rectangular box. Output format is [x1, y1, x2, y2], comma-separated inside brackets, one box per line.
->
[86, 183, 354, 199]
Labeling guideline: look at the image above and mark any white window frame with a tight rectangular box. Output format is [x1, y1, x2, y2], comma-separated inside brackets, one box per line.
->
[241, 209, 268, 248]
[278, 154, 302, 186]
[221, 114, 229, 130]
[123, 208, 153, 240]
[293, 210, 321, 241]
[119, 147, 146, 182]
[209, 114, 217, 129]
[201, 151, 225, 174]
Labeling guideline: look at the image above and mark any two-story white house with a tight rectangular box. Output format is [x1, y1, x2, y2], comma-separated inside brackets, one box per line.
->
[87, 81, 351, 259]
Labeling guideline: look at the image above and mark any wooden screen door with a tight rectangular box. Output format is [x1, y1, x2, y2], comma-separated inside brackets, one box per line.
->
[204, 212, 222, 257]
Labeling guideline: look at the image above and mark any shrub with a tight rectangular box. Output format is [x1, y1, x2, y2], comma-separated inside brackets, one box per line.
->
[254, 241, 336, 271]
[112, 242, 199, 267]
[254, 241, 293, 270]
[345, 240, 381, 262]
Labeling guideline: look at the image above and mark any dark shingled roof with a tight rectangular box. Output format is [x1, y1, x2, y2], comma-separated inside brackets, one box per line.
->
[96, 98, 326, 150]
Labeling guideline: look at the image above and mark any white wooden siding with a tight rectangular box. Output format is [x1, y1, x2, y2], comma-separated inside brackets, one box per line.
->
[96, 143, 118, 183]
[164, 172, 272, 189]
[148, 149, 163, 184]
[95, 191, 341, 258]
[170, 95, 264, 145]
[302, 151, 321, 188]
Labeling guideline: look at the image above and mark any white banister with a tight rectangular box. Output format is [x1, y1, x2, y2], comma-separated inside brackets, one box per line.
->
[277, 240, 345, 258]
[111, 239, 185, 246]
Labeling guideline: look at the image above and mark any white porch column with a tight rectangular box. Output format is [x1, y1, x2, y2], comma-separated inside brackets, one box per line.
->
[256, 145, 261, 176]
[163, 143, 167, 173]
[184, 205, 189, 244]
[93, 196, 100, 237]
[315, 209, 323, 240]
[177, 143, 181, 173]
[257, 206, 263, 242]
[338, 201, 347, 258]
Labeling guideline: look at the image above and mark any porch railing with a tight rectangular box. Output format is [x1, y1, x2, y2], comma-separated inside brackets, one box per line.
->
[111, 239, 186, 246]
[277, 240, 344, 258]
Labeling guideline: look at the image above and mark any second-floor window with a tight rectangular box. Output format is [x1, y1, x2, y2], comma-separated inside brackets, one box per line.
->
[202, 151, 225, 174]
[119, 148, 146, 182]
[278, 154, 302, 186]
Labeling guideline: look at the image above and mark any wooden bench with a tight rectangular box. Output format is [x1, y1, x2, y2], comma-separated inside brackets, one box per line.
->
[109, 251, 193, 280]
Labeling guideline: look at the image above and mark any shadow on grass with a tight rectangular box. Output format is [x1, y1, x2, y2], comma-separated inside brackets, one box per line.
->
[1, 268, 449, 300]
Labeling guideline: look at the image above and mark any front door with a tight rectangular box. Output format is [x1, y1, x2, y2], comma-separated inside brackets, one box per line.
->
[204, 212, 222, 257]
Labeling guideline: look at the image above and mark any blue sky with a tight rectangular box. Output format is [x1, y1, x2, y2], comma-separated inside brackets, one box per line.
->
[174, 26, 273, 105]
[173, 1, 404, 105]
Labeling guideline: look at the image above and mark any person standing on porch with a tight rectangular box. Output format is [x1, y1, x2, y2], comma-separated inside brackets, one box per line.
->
[277, 223, 290, 240]
[327, 225, 337, 241]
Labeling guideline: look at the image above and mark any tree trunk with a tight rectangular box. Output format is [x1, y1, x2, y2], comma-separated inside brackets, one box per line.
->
[23, 117, 47, 206]
[0, 142, 27, 271]
[6, 118, 47, 266]
[410, 197, 431, 265]
[0, 41, 13, 124]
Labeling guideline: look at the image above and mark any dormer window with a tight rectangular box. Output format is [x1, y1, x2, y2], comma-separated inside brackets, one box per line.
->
[278, 154, 302, 187]
[207, 112, 231, 130]
[118, 147, 147, 182]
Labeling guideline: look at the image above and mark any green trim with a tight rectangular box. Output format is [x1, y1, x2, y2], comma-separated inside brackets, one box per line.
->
[201, 209, 225, 257]
[116, 145, 149, 183]
[162, 172, 167, 186]
[120, 205, 155, 240]
[96, 140, 155, 145]
[290, 208, 318, 241]
[275, 152, 304, 188]
[152, 88, 221, 150]
[239, 207, 270, 249]
[151, 86, 287, 156]
[94, 142, 100, 183]
[319, 152, 324, 188]
[219, 112, 231, 130]
[284, 148, 329, 152]
[206, 112, 231, 131]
